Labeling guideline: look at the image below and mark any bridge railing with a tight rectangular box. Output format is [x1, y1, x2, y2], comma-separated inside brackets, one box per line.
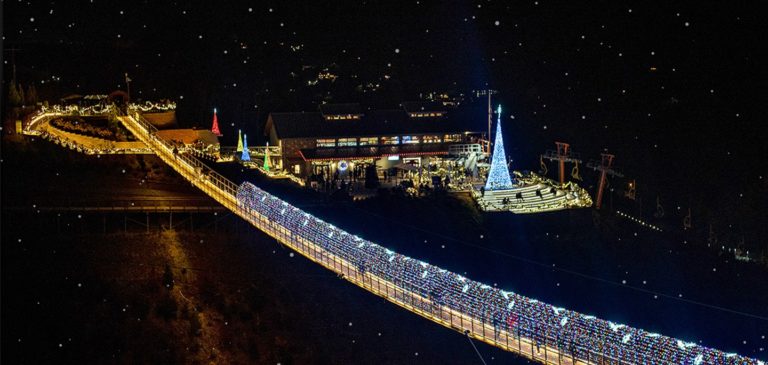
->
[235, 193, 652, 365]
[120, 112, 757, 365]
[119, 111, 619, 365]
[126, 111, 239, 197]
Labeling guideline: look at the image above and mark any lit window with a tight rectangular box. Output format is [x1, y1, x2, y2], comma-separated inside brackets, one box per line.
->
[317, 139, 336, 147]
[422, 135, 441, 143]
[401, 135, 420, 144]
[359, 137, 378, 146]
[337, 138, 357, 147]
[381, 136, 400, 145]
[443, 134, 461, 142]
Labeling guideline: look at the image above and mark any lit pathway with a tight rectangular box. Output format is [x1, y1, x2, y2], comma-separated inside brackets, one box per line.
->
[24, 111, 151, 154]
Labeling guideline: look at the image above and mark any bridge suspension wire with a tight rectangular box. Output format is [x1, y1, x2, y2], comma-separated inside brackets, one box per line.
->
[466, 331, 489, 365]
[336, 204, 768, 322]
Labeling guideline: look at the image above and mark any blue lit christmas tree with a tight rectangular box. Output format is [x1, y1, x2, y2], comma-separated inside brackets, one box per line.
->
[484, 105, 514, 190]
[241, 134, 251, 161]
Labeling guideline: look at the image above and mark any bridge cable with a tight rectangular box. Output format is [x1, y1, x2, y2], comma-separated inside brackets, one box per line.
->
[465, 331, 488, 365]
[318, 201, 768, 322]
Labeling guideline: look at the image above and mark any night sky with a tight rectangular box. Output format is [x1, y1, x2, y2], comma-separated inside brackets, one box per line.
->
[4, 0, 767, 243]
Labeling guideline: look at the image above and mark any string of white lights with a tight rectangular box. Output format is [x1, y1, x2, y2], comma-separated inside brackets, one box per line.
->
[127, 101, 177, 112]
[40, 104, 116, 115]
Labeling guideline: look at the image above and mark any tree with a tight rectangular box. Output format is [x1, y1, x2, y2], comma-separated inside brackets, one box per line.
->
[17, 83, 25, 106]
[7, 80, 22, 106]
[25, 84, 38, 105]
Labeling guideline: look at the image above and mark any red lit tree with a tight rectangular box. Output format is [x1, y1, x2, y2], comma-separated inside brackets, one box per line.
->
[211, 108, 222, 136]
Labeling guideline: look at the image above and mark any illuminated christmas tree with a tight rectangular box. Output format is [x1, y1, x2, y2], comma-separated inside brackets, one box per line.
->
[484, 105, 513, 190]
[263, 141, 271, 171]
[211, 108, 223, 136]
[236, 129, 243, 152]
[241, 134, 251, 161]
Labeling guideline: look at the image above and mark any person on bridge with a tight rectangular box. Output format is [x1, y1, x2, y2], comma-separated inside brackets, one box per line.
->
[506, 312, 518, 332]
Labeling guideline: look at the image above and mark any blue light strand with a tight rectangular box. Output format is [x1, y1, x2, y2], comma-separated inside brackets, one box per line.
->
[236, 181, 761, 365]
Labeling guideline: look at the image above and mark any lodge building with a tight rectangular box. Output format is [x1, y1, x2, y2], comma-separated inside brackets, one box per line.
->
[264, 102, 486, 180]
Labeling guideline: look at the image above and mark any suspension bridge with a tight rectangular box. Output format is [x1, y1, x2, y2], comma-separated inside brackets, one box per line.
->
[21, 107, 763, 365]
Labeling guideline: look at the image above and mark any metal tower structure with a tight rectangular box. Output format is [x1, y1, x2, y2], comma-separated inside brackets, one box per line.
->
[587, 153, 623, 209]
[542, 142, 581, 186]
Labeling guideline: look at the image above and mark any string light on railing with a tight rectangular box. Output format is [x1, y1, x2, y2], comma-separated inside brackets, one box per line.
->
[233, 179, 760, 364]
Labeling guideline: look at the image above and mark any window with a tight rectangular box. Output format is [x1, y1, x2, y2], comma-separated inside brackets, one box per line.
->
[443, 134, 462, 142]
[381, 136, 400, 145]
[359, 137, 378, 146]
[316, 139, 336, 147]
[401, 135, 420, 144]
[323, 114, 361, 120]
[422, 135, 441, 143]
[293, 164, 301, 174]
[337, 138, 357, 147]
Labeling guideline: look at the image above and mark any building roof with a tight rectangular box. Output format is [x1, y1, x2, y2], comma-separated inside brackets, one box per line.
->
[299, 142, 454, 161]
[266, 106, 484, 140]
[400, 101, 446, 113]
[155, 129, 220, 146]
[319, 103, 362, 116]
